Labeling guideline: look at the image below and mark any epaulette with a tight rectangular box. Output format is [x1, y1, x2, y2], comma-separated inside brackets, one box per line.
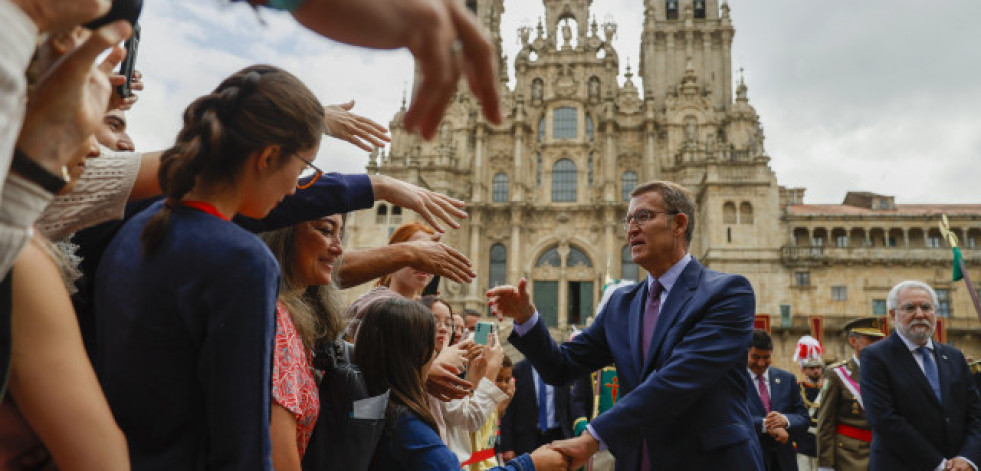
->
[827, 360, 847, 369]
[970, 361, 981, 375]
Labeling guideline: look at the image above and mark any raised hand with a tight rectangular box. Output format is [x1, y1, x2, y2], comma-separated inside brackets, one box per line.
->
[548, 433, 599, 470]
[425, 360, 472, 401]
[369, 174, 467, 232]
[486, 278, 535, 324]
[529, 445, 568, 471]
[323, 100, 390, 151]
[18, 20, 131, 176]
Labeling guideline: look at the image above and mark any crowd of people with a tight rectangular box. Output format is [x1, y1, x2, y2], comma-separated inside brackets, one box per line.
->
[1, 1, 980, 471]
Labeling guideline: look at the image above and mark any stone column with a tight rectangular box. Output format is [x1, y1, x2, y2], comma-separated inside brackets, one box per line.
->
[509, 207, 523, 284]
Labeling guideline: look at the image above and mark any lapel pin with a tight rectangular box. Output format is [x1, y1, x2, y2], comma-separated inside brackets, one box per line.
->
[942, 355, 948, 360]
[775, 378, 781, 384]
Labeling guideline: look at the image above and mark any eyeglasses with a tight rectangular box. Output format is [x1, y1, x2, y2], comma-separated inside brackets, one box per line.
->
[293, 154, 324, 190]
[897, 302, 936, 315]
[620, 209, 677, 231]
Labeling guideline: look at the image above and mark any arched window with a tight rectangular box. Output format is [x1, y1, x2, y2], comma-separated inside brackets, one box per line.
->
[567, 246, 593, 267]
[553, 107, 577, 139]
[536, 247, 561, 267]
[723, 202, 737, 224]
[694, 0, 706, 18]
[375, 204, 388, 224]
[492, 173, 509, 202]
[587, 154, 594, 185]
[621, 245, 639, 281]
[739, 202, 754, 224]
[537, 116, 545, 143]
[621, 171, 638, 201]
[666, 0, 679, 19]
[489, 244, 507, 288]
[552, 159, 577, 202]
[586, 115, 594, 142]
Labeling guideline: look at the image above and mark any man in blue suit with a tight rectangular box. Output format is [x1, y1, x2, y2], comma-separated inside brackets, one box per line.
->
[746, 329, 809, 471]
[487, 180, 764, 471]
[861, 280, 981, 471]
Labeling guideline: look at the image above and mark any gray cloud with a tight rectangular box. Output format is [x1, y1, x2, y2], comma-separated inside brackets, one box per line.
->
[127, 0, 980, 204]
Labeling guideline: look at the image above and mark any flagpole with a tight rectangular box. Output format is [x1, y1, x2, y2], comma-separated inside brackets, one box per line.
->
[957, 255, 981, 321]
[940, 215, 981, 321]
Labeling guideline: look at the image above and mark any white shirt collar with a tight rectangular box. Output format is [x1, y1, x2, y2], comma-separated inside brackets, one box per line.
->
[747, 367, 769, 382]
[647, 253, 692, 295]
[897, 330, 935, 353]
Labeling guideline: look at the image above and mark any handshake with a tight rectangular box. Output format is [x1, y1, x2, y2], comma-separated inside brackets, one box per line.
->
[517, 432, 602, 471]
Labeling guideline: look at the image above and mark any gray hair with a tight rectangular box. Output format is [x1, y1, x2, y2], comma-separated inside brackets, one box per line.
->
[630, 180, 696, 245]
[887, 280, 939, 311]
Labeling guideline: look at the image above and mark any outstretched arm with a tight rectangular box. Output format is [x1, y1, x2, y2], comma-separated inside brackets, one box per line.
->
[336, 237, 474, 288]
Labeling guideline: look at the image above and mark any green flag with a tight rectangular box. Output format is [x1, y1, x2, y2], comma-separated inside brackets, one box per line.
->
[953, 247, 964, 281]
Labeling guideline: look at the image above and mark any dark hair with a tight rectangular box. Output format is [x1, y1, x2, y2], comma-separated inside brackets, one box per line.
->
[353, 297, 438, 432]
[142, 64, 325, 253]
[630, 180, 696, 245]
[501, 354, 513, 369]
[750, 329, 773, 351]
[419, 295, 456, 342]
[259, 219, 346, 351]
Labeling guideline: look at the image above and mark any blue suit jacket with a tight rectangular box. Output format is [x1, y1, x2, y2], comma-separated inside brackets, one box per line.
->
[862, 333, 981, 471]
[509, 258, 764, 471]
[747, 367, 809, 471]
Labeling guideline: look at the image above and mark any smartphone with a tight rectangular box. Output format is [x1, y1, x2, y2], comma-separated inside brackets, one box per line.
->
[474, 321, 494, 346]
[116, 23, 141, 99]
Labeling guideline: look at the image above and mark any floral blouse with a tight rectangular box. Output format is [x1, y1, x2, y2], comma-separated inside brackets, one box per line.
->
[272, 303, 320, 456]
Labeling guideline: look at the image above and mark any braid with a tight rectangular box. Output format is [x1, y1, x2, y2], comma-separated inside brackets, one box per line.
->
[141, 64, 325, 254]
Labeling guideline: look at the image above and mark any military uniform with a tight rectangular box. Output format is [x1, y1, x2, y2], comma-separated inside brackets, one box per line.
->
[816, 317, 885, 471]
[569, 367, 618, 471]
[794, 378, 822, 470]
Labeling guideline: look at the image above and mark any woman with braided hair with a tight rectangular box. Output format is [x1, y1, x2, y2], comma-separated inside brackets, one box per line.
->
[93, 65, 325, 471]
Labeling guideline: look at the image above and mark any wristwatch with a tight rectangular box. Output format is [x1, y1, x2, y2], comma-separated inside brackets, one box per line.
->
[10, 148, 70, 194]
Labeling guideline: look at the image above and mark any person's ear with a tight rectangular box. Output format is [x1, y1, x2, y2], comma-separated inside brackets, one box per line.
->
[255, 145, 280, 172]
[673, 212, 688, 238]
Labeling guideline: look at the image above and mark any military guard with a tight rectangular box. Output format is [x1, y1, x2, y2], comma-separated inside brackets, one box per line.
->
[792, 336, 825, 471]
[816, 317, 886, 471]
[570, 366, 618, 471]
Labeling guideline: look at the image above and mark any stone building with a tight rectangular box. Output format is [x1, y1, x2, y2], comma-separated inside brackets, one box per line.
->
[343, 0, 981, 372]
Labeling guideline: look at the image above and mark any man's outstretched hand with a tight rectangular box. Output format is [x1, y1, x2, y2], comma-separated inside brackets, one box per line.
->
[548, 431, 600, 470]
[486, 278, 535, 324]
[529, 445, 569, 471]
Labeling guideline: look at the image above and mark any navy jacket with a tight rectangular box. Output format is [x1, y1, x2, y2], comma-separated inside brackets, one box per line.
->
[498, 360, 572, 455]
[747, 367, 809, 471]
[96, 202, 283, 470]
[509, 258, 764, 471]
[862, 333, 981, 471]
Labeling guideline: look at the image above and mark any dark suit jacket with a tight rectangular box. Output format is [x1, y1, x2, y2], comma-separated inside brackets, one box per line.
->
[861, 333, 981, 471]
[747, 367, 809, 471]
[498, 360, 572, 455]
[509, 258, 764, 471]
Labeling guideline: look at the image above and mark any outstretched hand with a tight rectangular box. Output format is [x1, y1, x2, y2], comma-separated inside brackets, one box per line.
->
[425, 360, 472, 401]
[400, 238, 475, 284]
[486, 278, 535, 324]
[369, 174, 467, 232]
[323, 100, 390, 151]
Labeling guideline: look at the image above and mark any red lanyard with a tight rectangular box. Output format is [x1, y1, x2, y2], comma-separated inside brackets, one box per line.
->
[181, 200, 230, 221]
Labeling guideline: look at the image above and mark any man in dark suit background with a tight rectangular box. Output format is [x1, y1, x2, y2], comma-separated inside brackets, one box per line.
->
[747, 329, 810, 471]
[861, 280, 981, 471]
[498, 359, 572, 461]
[487, 180, 764, 471]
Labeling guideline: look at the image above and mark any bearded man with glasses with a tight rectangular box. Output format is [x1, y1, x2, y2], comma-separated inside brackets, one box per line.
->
[487, 180, 764, 470]
[861, 280, 981, 471]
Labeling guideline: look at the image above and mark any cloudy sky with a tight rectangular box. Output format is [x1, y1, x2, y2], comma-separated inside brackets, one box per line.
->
[126, 0, 980, 204]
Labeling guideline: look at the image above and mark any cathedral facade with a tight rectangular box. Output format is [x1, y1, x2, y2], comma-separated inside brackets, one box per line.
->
[344, 0, 981, 371]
